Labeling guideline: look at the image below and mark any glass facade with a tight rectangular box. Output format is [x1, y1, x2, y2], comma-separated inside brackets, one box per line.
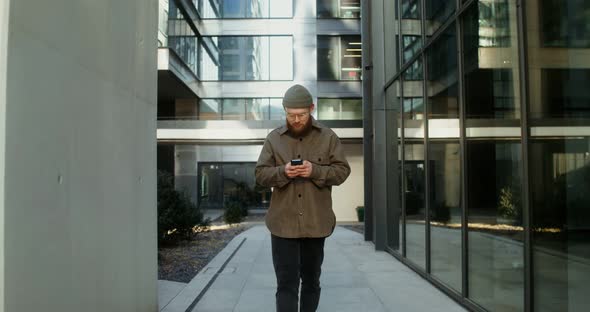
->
[317, 0, 361, 18]
[376, 0, 590, 311]
[318, 36, 363, 80]
[199, 0, 293, 19]
[317, 98, 362, 120]
[196, 98, 284, 120]
[161, 0, 200, 76]
[200, 36, 293, 81]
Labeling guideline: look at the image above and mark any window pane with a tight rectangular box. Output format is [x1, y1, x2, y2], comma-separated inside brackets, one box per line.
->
[270, 0, 293, 17]
[270, 37, 293, 80]
[429, 141, 462, 292]
[246, 98, 269, 120]
[317, 98, 362, 120]
[402, 0, 421, 19]
[404, 142, 426, 269]
[463, 1, 521, 121]
[202, 36, 292, 81]
[527, 0, 590, 125]
[425, 0, 455, 36]
[317, 0, 361, 18]
[466, 140, 524, 311]
[270, 99, 286, 120]
[540, 0, 590, 48]
[531, 137, 590, 312]
[318, 36, 362, 80]
[427, 25, 459, 139]
[222, 99, 245, 120]
[198, 99, 221, 120]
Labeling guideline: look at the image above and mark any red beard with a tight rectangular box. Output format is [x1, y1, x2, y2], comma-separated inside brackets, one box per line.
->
[286, 117, 313, 137]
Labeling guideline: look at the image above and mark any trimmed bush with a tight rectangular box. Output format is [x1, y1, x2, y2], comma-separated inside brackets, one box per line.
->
[157, 170, 208, 244]
[224, 200, 244, 224]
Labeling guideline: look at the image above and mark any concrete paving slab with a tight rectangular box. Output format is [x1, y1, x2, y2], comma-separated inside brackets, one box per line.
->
[165, 225, 466, 312]
[158, 280, 187, 311]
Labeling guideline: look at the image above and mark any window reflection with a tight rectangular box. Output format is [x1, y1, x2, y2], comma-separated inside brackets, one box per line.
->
[467, 140, 524, 311]
[200, 0, 293, 18]
[541, 0, 590, 48]
[317, 98, 362, 120]
[401, 0, 420, 20]
[404, 142, 426, 268]
[429, 141, 462, 292]
[530, 137, 590, 312]
[196, 98, 285, 120]
[317, 0, 361, 18]
[318, 36, 363, 80]
[200, 36, 292, 81]
[425, 0, 456, 35]
[463, 1, 520, 122]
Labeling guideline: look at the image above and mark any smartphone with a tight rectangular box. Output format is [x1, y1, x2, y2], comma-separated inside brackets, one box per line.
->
[290, 159, 303, 166]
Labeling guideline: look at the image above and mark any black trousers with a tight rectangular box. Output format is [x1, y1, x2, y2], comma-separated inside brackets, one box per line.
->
[271, 234, 326, 312]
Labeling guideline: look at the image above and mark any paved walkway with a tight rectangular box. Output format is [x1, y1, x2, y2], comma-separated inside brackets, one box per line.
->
[159, 225, 466, 312]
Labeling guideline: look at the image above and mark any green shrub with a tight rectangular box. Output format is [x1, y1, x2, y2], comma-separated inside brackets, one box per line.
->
[157, 170, 208, 244]
[224, 200, 244, 224]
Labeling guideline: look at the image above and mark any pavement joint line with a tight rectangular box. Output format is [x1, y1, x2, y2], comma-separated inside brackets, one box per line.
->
[184, 236, 248, 312]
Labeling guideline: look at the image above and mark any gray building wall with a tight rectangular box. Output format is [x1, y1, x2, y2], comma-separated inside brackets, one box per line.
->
[1, 0, 157, 311]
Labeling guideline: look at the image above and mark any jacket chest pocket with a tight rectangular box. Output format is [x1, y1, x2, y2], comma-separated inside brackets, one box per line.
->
[310, 153, 330, 165]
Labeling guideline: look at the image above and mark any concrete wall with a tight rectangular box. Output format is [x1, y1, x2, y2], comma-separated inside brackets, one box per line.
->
[174, 143, 363, 221]
[1, 1, 157, 311]
[0, 0, 9, 310]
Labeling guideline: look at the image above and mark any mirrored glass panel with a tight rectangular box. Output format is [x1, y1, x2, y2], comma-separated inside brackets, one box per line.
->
[198, 99, 221, 120]
[429, 141, 462, 292]
[317, 0, 361, 18]
[317, 98, 362, 120]
[530, 137, 590, 312]
[246, 98, 270, 120]
[318, 36, 363, 80]
[270, 99, 286, 120]
[466, 140, 524, 311]
[200, 0, 293, 18]
[426, 25, 459, 139]
[201, 36, 293, 81]
[463, 0, 521, 135]
[404, 142, 426, 268]
[425, 0, 456, 36]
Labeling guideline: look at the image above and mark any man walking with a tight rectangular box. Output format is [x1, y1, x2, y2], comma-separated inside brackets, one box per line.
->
[255, 84, 351, 312]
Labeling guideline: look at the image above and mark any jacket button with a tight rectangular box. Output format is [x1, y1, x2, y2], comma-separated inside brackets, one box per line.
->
[298, 194, 302, 198]
[299, 212, 303, 216]
[298, 154, 301, 158]
[299, 138, 303, 141]
[318, 158, 322, 161]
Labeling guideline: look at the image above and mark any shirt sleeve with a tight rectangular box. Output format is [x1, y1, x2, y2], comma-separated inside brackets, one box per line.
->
[309, 133, 351, 188]
[255, 137, 291, 188]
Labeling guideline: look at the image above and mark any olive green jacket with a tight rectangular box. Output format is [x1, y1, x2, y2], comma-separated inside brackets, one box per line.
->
[255, 119, 351, 238]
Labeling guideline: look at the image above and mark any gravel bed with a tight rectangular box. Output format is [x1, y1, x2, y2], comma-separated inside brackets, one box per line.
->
[158, 214, 265, 283]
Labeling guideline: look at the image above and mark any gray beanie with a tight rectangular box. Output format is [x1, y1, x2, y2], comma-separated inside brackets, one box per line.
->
[282, 84, 313, 108]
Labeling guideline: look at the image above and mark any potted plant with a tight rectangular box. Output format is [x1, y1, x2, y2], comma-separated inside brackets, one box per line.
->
[356, 206, 365, 222]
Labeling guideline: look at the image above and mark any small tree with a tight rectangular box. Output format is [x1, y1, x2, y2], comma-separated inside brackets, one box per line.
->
[157, 170, 208, 244]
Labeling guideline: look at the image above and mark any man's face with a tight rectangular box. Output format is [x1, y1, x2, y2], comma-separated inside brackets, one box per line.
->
[285, 104, 314, 135]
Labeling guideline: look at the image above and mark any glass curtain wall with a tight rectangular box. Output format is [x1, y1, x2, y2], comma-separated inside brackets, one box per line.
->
[526, 1, 590, 311]
[317, 98, 362, 120]
[318, 36, 363, 80]
[199, 0, 292, 18]
[197, 98, 283, 120]
[381, 0, 590, 311]
[200, 36, 293, 81]
[164, 0, 199, 75]
[317, 0, 361, 18]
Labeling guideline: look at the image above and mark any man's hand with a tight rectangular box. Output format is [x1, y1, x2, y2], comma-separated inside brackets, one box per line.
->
[285, 160, 313, 178]
[296, 160, 313, 178]
[284, 162, 300, 178]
